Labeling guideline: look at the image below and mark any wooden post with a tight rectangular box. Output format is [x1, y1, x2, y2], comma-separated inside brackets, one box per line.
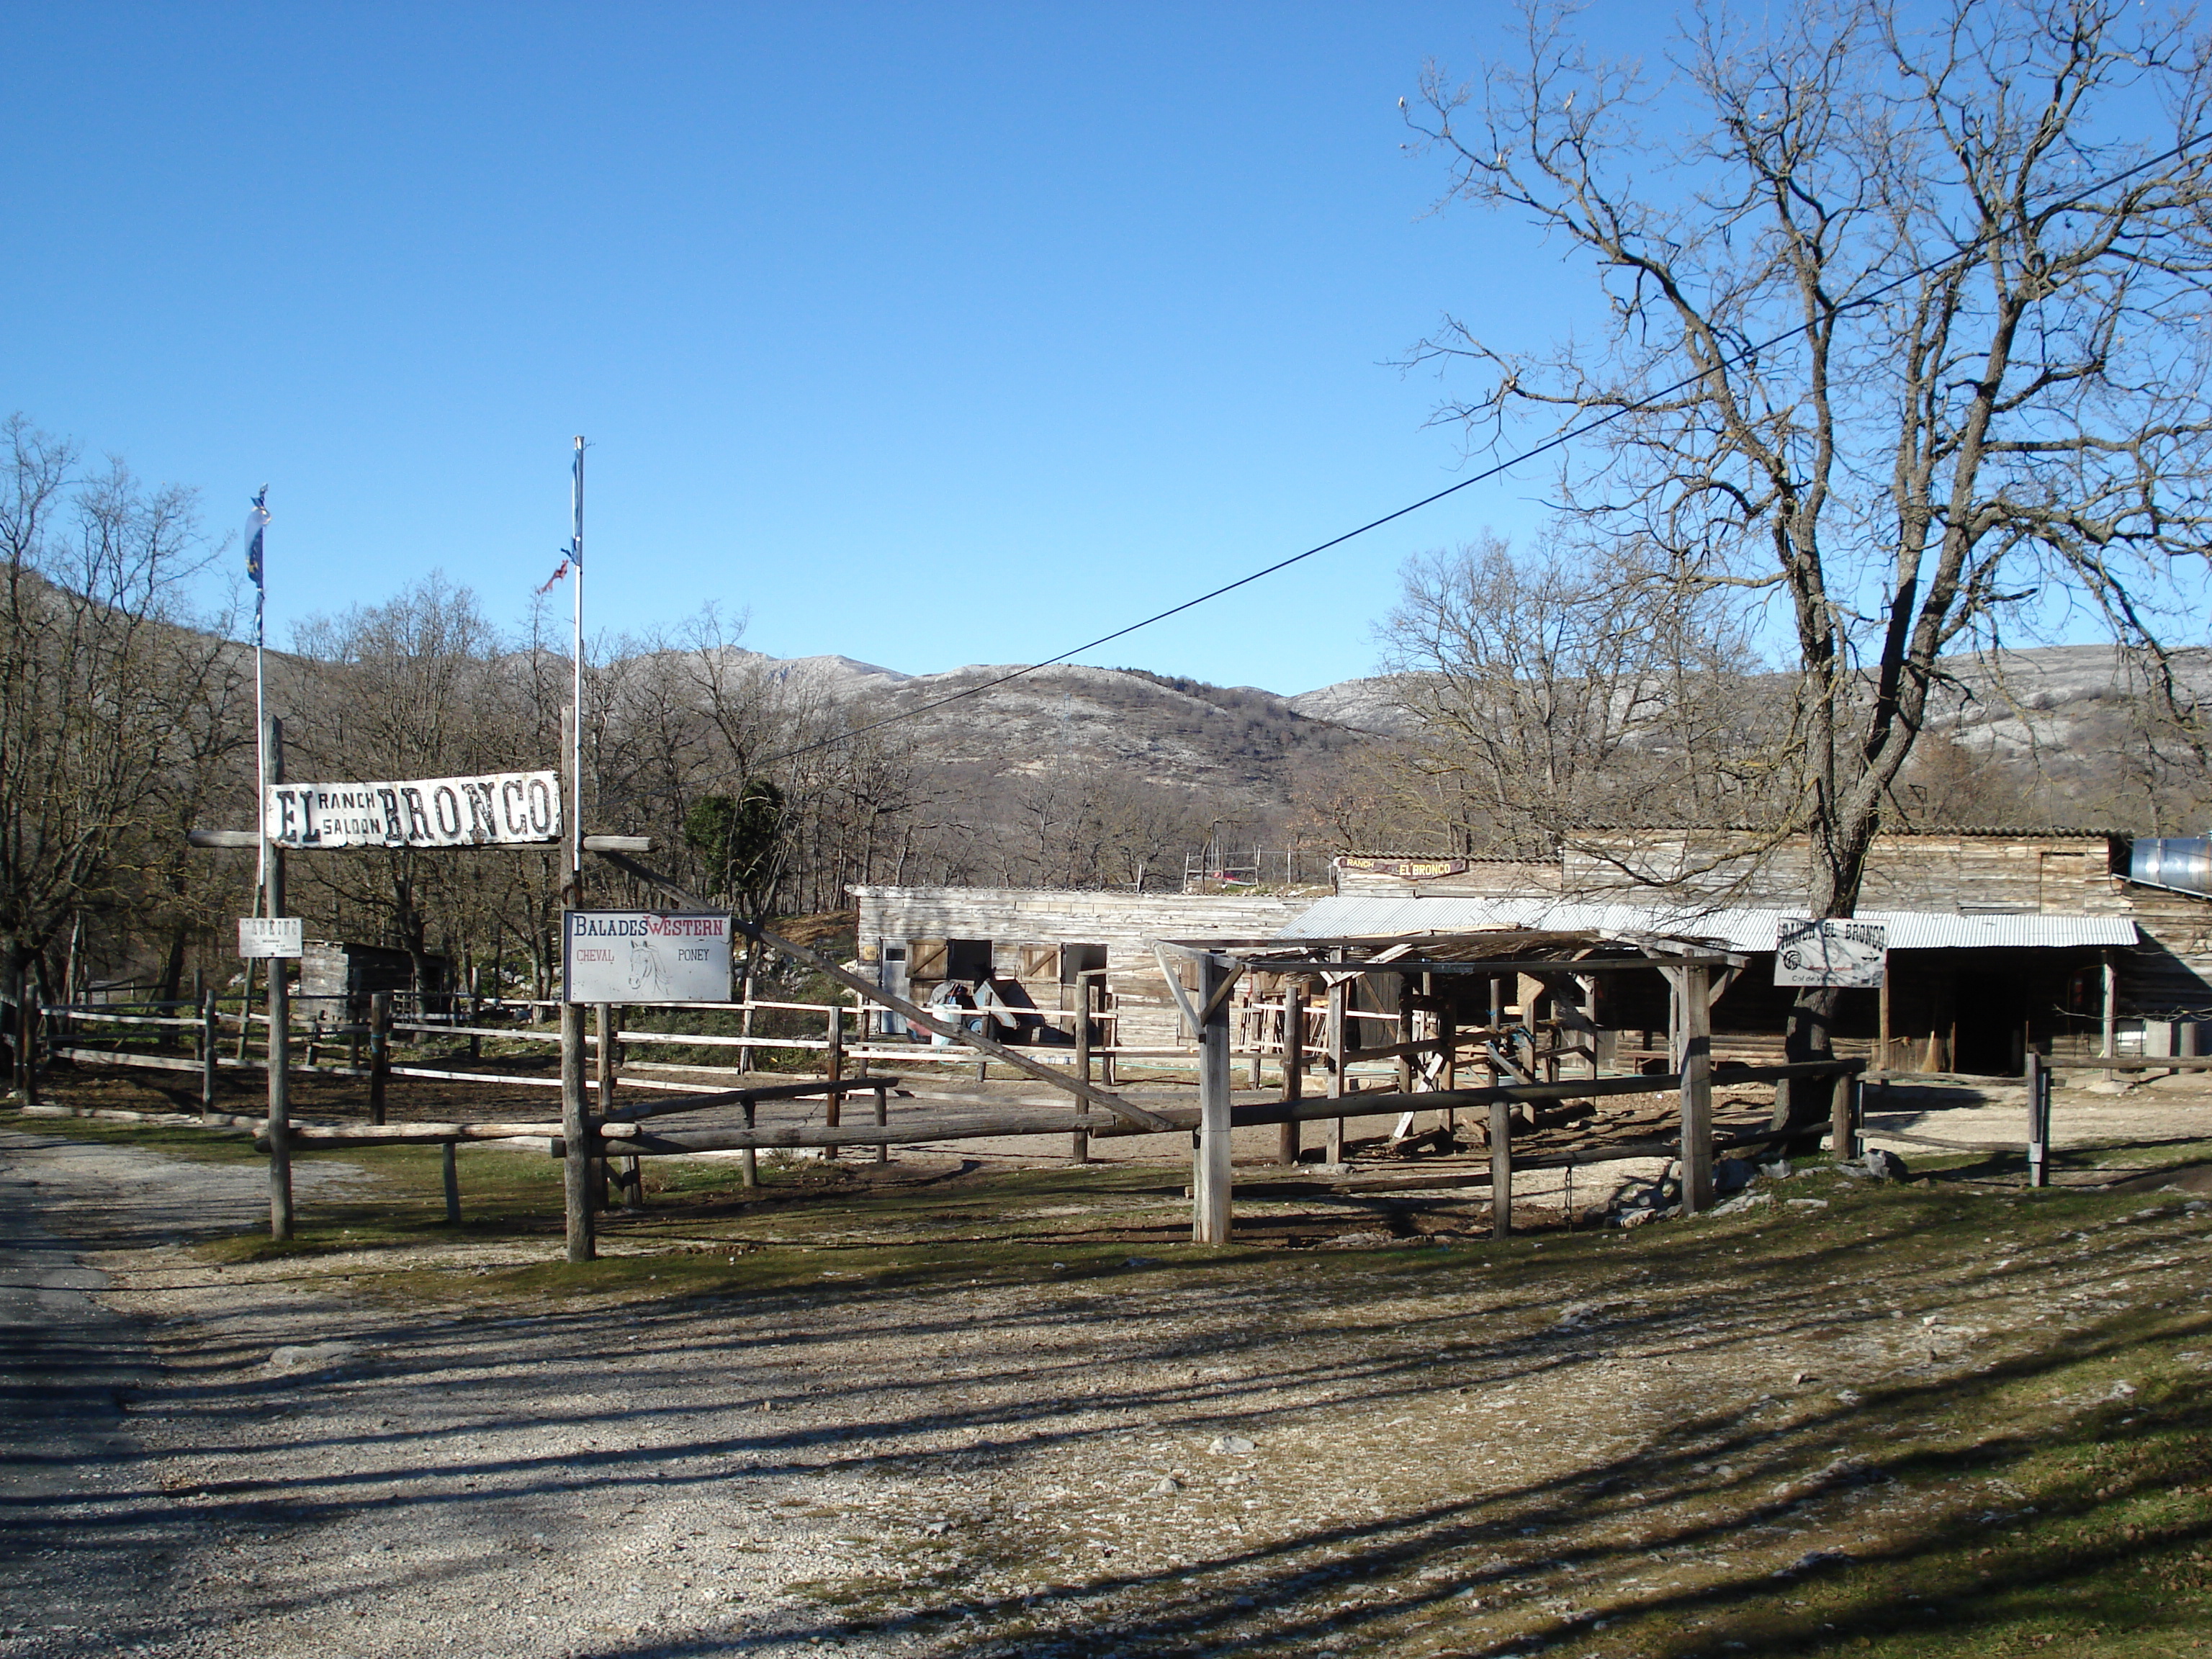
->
[1248, 987, 1264, 1089]
[739, 1096, 758, 1187]
[1071, 975, 1093, 1164]
[1192, 953, 1233, 1244]
[235, 958, 256, 1061]
[368, 991, 391, 1125]
[737, 942, 757, 1074]
[2026, 1051, 2049, 1189]
[2100, 951, 2118, 1083]
[873, 1082, 889, 1165]
[1878, 970, 1892, 1075]
[467, 964, 482, 1061]
[1490, 1097, 1512, 1239]
[199, 992, 218, 1120]
[17, 984, 38, 1107]
[1830, 1067, 1858, 1160]
[594, 1003, 616, 1209]
[560, 997, 593, 1259]
[1678, 963, 1714, 1215]
[1277, 982, 1305, 1165]
[1394, 976, 1415, 1095]
[1325, 968, 1347, 1166]
[824, 999, 844, 1154]
[441, 1141, 461, 1223]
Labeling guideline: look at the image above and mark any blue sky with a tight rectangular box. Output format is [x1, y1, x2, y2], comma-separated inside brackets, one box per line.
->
[1, 3, 1646, 694]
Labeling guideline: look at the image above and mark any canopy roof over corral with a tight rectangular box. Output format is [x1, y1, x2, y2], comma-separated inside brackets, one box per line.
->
[1161, 926, 1736, 976]
[1279, 894, 2136, 953]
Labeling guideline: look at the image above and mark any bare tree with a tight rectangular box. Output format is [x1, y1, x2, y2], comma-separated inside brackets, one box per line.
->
[1409, 0, 2212, 1087]
[0, 416, 217, 1026]
[1380, 530, 1768, 854]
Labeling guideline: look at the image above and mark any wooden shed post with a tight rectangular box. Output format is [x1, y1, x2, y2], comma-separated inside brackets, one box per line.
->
[1192, 953, 1234, 1245]
[2026, 1051, 2050, 1188]
[1678, 963, 1714, 1215]
[1277, 982, 1305, 1165]
[441, 1141, 461, 1223]
[367, 991, 391, 1125]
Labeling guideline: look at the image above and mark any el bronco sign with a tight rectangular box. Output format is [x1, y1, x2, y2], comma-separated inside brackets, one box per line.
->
[265, 769, 561, 850]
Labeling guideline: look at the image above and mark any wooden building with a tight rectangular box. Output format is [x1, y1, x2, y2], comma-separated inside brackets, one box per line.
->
[297, 940, 451, 1023]
[850, 886, 1312, 1052]
[1332, 829, 2212, 1072]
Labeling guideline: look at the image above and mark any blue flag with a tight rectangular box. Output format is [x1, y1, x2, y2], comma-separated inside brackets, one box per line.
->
[245, 488, 269, 587]
[245, 488, 268, 647]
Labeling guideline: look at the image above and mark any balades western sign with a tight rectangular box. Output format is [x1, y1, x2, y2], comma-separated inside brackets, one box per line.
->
[563, 911, 733, 1003]
[266, 770, 561, 850]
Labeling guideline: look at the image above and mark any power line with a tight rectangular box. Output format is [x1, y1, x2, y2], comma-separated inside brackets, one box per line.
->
[755, 131, 2208, 770]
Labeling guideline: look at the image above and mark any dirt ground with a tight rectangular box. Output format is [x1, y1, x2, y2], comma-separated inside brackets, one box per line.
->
[4, 1065, 2212, 1658]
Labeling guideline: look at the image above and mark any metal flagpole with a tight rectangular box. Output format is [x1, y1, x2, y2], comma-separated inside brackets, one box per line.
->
[246, 487, 271, 914]
[570, 438, 584, 880]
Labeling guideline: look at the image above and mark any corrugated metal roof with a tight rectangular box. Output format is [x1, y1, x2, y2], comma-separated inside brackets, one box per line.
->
[1280, 895, 2135, 951]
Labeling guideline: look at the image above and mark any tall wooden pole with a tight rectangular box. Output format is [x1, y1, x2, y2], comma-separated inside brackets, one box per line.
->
[1192, 953, 1234, 1244]
[266, 716, 292, 1242]
[1277, 983, 1305, 1165]
[1678, 963, 1714, 1215]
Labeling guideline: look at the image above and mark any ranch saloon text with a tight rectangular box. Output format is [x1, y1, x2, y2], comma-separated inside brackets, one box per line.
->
[266, 770, 561, 850]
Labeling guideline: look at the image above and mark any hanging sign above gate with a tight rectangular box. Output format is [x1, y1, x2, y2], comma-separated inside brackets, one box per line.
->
[563, 911, 734, 1004]
[265, 770, 561, 850]
[1774, 917, 1888, 987]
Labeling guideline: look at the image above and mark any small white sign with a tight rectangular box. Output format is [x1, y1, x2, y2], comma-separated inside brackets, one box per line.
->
[238, 917, 305, 959]
[562, 911, 733, 1004]
[1774, 917, 1887, 987]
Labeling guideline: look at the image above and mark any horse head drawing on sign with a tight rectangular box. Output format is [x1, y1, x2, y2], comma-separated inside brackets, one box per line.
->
[626, 933, 669, 998]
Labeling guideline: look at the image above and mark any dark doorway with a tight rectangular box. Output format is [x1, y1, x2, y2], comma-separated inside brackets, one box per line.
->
[945, 938, 994, 984]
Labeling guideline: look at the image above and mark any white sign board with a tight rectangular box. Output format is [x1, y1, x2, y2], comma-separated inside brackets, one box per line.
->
[1774, 918, 1888, 988]
[266, 770, 561, 850]
[238, 917, 304, 959]
[562, 911, 733, 1004]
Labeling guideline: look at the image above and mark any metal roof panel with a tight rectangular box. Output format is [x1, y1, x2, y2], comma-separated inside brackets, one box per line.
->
[1280, 895, 2135, 951]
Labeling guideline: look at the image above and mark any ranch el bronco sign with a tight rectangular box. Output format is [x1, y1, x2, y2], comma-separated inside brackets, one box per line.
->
[265, 769, 561, 850]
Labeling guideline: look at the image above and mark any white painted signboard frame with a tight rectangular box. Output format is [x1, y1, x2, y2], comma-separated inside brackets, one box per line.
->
[562, 910, 733, 1004]
[1774, 917, 1888, 988]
